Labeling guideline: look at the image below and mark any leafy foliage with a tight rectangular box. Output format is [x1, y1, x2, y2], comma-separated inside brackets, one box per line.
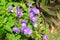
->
[0, 0, 60, 40]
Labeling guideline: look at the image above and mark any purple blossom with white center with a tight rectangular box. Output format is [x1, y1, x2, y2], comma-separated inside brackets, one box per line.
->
[13, 27, 20, 33]
[42, 34, 47, 40]
[22, 20, 27, 24]
[24, 28, 32, 35]
[8, 6, 13, 12]
[33, 22, 38, 27]
[17, 13, 23, 18]
[21, 26, 32, 35]
[21, 23, 27, 27]
[30, 16, 38, 22]
[21, 26, 27, 32]
[32, 8, 40, 14]
[16, 7, 23, 18]
[28, 8, 40, 14]
[26, 3, 32, 7]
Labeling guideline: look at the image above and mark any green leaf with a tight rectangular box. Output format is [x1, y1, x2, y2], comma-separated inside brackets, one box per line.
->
[6, 33, 21, 40]
[15, 35, 21, 40]
[35, 34, 42, 40]
[0, 28, 4, 36]
[6, 16, 16, 27]
[6, 33, 16, 40]
[3, 17, 8, 23]
[45, 23, 49, 29]
[3, 16, 16, 33]
[4, 26, 12, 33]
[27, 0, 34, 3]
[6, 2, 20, 9]
[0, 24, 3, 27]
[57, 13, 60, 20]
[0, 0, 5, 3]
[28, 24, 32, 29]
[37, 17, 42, 23]
[20, 2, 28, 11]
[0, 0, 6, 5]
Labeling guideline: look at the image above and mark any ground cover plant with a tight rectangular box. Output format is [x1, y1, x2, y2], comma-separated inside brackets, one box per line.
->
[0, 0, 60, 40]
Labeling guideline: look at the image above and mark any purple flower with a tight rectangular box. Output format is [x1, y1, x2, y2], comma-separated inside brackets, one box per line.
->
[42, 34, 47, 40]
[17, 13, 23, 18]
[30, 12, 35, 17]
[28, 8, 40, 14]
[32, 8, 40, 14]
[21, 26, 32, 35]
[13, 27, 20, 33]
[8, 6, 13, 12]
[21, 23, 27, 27]
[24, 28, 32, 35]
[21, 26, 27, 32]
[33, 22, 38, 27]
[26, 3, 32, 7]
[16, 7, 23, 18]
[22, 20, 27, 24]
[28, 8, 33, 13]
[30, 16, 38, 22]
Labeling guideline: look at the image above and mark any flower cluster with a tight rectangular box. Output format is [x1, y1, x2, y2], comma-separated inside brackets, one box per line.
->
[13, 20, 32, 35]
[28, 8, 40, 15]
[8, 6, 23, 18]
[9, 3, 40, 35]
[16, 7, 23, 18]
[21, 20, 32, 35]
[21, 26, 32, 35]
[28, 8, 40, 27]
